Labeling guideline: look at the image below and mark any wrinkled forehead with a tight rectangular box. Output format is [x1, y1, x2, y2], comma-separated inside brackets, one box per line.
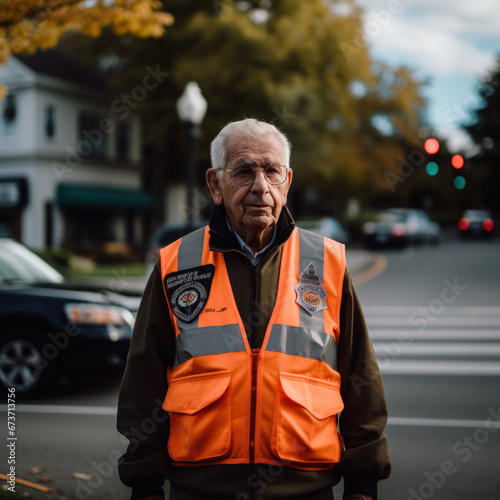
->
[225, 134, 284, 166]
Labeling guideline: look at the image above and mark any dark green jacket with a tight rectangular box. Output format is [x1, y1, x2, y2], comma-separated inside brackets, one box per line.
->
[117, 205, 391, 499]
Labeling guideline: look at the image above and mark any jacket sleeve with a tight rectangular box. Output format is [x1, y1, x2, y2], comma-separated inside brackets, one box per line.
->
[337, 267, 392, 499]
[117, 260, 176, 499]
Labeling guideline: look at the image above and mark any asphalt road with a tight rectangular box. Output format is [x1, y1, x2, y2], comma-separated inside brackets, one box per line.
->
[340, 238, 500, 500]
[2, 238, 500, 500]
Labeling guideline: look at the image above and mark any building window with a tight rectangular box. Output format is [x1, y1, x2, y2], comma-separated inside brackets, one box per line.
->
[116, 122, 129, 162]
[45, 105, 56, 139]
[2, 94, 17, 136]
[77, 112, 107, 158]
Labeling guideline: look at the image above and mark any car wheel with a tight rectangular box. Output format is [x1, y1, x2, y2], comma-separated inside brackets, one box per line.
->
[0, 328, 56, 396]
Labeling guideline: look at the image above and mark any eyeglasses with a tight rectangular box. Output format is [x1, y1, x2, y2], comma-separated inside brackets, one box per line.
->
[226, 163, 289, 186]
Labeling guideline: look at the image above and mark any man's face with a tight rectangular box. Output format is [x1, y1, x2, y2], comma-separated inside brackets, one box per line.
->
[207, 133, 292, 241]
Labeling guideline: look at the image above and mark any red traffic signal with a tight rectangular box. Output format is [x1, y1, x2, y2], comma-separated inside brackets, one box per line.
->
[451, 154, 464, 169]
[424, 138, 440, 155]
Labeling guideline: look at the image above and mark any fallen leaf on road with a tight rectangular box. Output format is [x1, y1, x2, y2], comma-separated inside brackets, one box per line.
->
[72, 472, 92, 480]
[29, 466, 46, 474]
[39, 476, 52, 483]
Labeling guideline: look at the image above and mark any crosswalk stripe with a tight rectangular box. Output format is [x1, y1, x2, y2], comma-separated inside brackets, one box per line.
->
[366, 316, 500, 327]
[387, 416, 500, 428]
[374, 342, 500, 356]
[363, 306, 500, 316]
[365, 306, 500, 376]
[378, 360, 500, 375]
[369, 329, 500, 341]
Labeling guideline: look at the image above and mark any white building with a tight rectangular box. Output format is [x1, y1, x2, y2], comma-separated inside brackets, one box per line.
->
[0, 49, 153, 253]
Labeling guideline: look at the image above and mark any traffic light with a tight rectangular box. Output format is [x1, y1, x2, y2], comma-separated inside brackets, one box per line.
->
[424, 138, 440, 176]
[423, 138, 467, 188]
[451, 154, 465, 189]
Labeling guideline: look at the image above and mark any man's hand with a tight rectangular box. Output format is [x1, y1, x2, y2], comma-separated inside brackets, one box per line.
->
[343, 495, 374, 500]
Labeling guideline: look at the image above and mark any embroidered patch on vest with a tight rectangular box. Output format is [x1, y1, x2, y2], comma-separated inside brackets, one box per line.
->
[164, 264, 215, 323]
[295, 262, 327, 316]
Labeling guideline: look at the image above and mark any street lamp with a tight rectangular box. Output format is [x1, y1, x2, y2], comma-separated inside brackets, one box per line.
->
[176, 82, 207, 226]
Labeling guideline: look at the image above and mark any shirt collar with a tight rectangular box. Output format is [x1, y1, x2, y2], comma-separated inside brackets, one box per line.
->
[226, 216, 277, 266]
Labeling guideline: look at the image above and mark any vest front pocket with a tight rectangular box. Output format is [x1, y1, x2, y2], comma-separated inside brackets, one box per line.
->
[272, 372, 344, 465]
[163, 370, 231, 462]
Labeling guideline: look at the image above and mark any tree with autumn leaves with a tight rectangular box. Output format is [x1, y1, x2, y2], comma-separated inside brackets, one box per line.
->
[62, 0, 434, 218]
[0, 0, 172, 63]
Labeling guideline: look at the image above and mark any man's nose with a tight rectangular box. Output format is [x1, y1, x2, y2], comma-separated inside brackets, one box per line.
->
[250, 168, 269, 194]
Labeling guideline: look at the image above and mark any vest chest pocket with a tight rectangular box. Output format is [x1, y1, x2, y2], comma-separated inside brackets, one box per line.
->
[163, 370, 231, 462]
[272, 372, 344, 465]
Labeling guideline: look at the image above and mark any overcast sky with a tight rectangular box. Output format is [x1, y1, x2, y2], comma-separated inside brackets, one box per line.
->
[354, 0, 500, 153]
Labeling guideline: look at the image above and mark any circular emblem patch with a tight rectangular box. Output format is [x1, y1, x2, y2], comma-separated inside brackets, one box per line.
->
[302, 290, 322, 306]
[178, 289, 199, 308]
[170, 281, 207, 323]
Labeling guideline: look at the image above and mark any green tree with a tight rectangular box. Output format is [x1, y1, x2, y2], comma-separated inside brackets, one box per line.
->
[62, 0, 430, 219]
[463, 55, 500, 215]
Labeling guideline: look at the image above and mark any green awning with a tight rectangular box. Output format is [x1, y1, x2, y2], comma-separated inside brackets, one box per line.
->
[56, 183, 154, 210]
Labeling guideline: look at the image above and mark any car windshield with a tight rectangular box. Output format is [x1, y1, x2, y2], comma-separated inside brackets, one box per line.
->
[464, 210, 491, 220]
[378, 211, 407, 222]
[0, 239, 64, 284]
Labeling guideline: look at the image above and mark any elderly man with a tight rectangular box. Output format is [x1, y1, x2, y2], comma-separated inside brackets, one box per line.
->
[117, 119, 391, 500]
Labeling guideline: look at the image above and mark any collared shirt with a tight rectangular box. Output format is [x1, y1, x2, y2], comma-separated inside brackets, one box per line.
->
[226, 217, 277, 266]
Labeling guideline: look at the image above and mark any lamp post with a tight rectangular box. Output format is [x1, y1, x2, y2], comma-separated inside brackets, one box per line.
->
[176, 82, 207, 226]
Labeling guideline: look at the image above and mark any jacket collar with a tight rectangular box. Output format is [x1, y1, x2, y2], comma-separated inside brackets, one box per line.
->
[208, 204, 296, 254]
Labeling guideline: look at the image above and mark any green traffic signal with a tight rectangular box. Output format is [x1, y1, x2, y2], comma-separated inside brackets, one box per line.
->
[454, 176, 466, 189]
[426, 161, 439, 176]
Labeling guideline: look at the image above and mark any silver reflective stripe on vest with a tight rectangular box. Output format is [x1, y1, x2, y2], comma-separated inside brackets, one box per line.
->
[266, 325, 337, 368]
[177, 226, 205, 268]
[267, 229, 338, 370]
[174, 324, 246, 366]
[298, 229, 325, 333]
[176, 227, 206, 332]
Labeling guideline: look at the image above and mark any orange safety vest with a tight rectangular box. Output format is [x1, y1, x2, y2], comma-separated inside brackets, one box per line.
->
[160, 225, 346, 470]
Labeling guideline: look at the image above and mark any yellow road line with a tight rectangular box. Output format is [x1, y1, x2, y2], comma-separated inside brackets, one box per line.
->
[352, 254, 388, 286]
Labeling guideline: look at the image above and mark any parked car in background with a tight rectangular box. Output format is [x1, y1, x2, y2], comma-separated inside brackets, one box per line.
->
[145, 221, 208, 273]
[0, 238, 140, 396]
[362, 208, 441, 248]
[458, 210, 495, 239]
[296, 217, 349, 244]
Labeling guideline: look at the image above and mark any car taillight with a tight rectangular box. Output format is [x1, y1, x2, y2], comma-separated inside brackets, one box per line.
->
[483, 218, 494, 232]
[391, 223, 406, 237]
[458, 217, 470, 231]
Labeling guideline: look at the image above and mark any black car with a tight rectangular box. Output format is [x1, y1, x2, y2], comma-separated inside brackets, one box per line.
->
[0, 238, 141, 395]
[296, 217, 349, 244]
[458, 210, 495, 239]
[362, 208, 441, 248]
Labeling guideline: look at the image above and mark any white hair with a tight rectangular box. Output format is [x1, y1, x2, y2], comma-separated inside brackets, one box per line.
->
[210, 118, 291, 179]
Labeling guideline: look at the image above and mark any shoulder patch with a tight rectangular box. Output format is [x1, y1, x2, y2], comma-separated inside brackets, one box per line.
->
[164, 264, 215, 323]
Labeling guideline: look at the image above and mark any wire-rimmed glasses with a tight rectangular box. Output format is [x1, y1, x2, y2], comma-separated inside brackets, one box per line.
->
[226, 162, 289, 186]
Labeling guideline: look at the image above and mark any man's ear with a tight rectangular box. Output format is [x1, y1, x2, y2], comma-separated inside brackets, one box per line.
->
[206, 169, 224, 205]
[283, 167, 293, 205]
